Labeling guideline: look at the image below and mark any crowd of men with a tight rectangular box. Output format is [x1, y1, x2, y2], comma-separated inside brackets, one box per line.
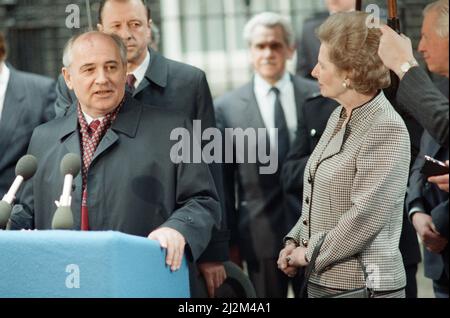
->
[0, 0, 448, 298]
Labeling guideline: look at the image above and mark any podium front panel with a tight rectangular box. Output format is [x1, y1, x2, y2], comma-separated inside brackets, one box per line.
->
[0, 231, 190, 298]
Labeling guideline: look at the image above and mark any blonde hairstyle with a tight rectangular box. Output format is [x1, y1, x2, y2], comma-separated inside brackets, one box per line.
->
[317, 11, 391, 94]
[424, 0, 449, 38]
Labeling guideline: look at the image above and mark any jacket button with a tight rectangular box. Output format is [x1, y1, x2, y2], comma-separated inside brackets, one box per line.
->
[305, 197, 310, 205]
[302, 239, 309, 247]
[303, 219, 308, 226]
[186, 217, 193, 223]
[310, 129, 317, 137]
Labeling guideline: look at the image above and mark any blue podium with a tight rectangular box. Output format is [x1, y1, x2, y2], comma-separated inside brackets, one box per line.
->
[0, 231, 190, 298]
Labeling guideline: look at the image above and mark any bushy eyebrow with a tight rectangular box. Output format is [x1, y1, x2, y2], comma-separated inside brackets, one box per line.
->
[79, 60, 119, 70]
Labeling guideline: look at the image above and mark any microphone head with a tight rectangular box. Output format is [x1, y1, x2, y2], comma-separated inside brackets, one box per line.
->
[15, 155, 38, 180]
[52, 206, 74, 230]
[0, 200, 13, 229]
[60, 153, 81, 177]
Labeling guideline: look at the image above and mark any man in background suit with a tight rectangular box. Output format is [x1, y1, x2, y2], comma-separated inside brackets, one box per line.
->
[215, 12, 319, 298]
[281, 95, 338, 228]
[406, 80, 448, 298]
[0, 31, 55, 198]
[54, 0, 228, 298]
[296, 0, 356, 78]
[379, 0, 449, 148]
[10, 31, 220, 281]
[400, 0, 449, 298]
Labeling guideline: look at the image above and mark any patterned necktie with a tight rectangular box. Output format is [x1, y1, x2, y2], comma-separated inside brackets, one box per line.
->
[80, 120, 100, 231]
[88, 120, 101, 137]
[126, 74, 137, 94]
[271, 87, 290, 165]
[77, 100, 123, 231]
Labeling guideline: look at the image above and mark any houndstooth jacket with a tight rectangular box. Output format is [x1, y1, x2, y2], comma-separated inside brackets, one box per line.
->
[286, 91, 410, 292]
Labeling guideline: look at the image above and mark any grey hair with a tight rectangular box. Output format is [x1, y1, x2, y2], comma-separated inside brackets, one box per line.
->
[424, 0, 449, 38]
[62, 31, 127, 68]
[243, 12, 295, 47]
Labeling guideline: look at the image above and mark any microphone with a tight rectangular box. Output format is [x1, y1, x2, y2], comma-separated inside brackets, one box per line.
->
[0, 155, 38, 229]
[52, 153, 81, 230]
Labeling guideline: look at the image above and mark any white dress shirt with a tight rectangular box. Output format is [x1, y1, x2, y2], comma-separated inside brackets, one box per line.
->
[0, 62, 11, 122]
[127, 50, 150, 90]
[82, 111, 104, 125]
[254, 72, 297, 148]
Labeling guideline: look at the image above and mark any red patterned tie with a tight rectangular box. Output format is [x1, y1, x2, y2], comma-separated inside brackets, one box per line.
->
[126, 74, 136, 93]
[77, 100, 123, 231]
[80, 120, 101, 230]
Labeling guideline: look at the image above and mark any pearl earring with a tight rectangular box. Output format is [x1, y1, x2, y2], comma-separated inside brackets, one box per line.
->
[342, 81, 348, 89]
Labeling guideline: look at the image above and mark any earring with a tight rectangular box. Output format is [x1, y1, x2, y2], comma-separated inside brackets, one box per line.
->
[342, 80, 349, 89]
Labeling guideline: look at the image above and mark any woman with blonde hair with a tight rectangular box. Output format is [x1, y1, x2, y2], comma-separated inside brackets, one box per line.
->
[277, 11, 410, 298]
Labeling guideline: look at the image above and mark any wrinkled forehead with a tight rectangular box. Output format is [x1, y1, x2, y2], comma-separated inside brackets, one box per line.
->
[72, 35, 121, 65]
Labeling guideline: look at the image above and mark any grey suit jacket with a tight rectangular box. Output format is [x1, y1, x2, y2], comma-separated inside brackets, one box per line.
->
[405, 131, 449, 281]
[0, 66, 55, 198]
[398, 67, 449, 147]
[287, 92, 410, 292]
[54, 49, 228, 263]
[10, 94, 220, 262]
[215, 74, 319, 261]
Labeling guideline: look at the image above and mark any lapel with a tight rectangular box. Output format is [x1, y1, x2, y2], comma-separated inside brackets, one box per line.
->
[91, 94, 141, 164]
[307, 107, 344, 179]
[0, 67, 26, 151]
[426, 134, 443, 158]
[58, 105, 83, 204]
[241, 79, 266, 130]
[58, 95, 141, 189]
[238, 79, 273, 167]
[318, 120, 347, 163]
[309, 92, 387, 178]
[134, 49, 168, 97]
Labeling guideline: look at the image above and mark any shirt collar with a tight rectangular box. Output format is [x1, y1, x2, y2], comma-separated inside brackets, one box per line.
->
[254, 72, 291, 96]
[82, 110, 105, 125]
[128, 50, 150, 87]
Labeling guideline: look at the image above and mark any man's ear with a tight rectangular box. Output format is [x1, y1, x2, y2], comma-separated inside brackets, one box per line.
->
[62, 67, 74, 90]
[97, 23, 104, 32]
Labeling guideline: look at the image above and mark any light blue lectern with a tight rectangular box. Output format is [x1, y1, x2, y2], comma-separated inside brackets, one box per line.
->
[0, 231, 190, 298]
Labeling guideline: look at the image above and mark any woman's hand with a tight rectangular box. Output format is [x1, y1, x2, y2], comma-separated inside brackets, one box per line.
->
[277, 241, 298, 277]
[287, 246, 309, 267]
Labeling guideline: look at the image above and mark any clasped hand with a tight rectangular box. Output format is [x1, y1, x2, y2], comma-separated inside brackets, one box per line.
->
[277, 243, 309, 278]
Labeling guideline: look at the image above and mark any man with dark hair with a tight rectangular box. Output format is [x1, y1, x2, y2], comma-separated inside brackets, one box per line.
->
[0, 31, 55, 199]
[54, 0, 228, 298]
